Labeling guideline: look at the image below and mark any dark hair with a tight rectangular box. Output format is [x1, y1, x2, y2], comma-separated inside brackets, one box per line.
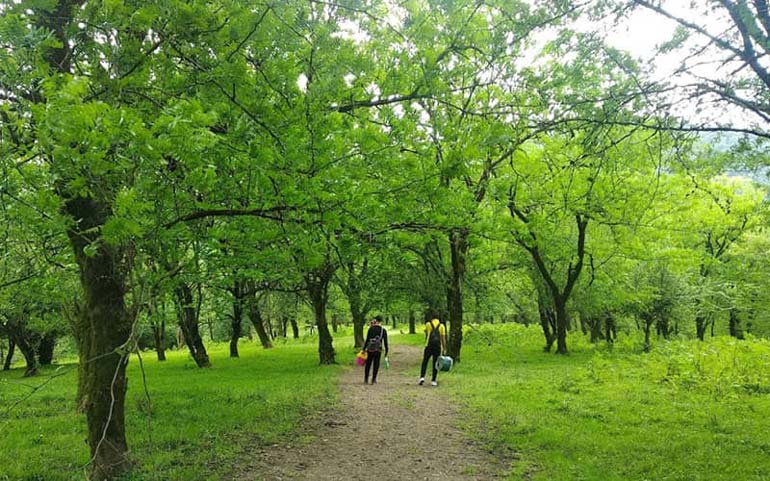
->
[374, 315, 384, 323]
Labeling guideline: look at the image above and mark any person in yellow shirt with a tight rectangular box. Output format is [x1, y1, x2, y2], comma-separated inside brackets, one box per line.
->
[418, 316, 446, 386]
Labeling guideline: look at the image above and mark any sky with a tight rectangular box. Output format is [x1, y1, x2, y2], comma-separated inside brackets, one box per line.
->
[596, 2, 762, 127]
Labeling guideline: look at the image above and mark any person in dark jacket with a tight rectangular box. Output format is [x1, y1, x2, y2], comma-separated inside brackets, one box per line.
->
[363, 315, 389, 384]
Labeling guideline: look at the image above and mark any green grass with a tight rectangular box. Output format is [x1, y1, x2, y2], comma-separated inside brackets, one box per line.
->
[0, 339, 345, 481]
[4, 325, 770, 481]
[447, 324, 770, 481]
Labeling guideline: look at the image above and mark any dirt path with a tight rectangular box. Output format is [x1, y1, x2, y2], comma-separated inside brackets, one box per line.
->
[238, 343, 511, 481]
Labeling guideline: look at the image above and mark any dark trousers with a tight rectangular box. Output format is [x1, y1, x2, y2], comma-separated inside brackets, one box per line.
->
[364, 350, 381, 383]
[420, 347, 440, 381]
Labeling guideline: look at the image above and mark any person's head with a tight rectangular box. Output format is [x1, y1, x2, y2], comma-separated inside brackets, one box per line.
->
[371, 315, 383, 326]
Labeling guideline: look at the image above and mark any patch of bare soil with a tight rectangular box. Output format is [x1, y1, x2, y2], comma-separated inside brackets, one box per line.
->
[235, 343, 511, 481]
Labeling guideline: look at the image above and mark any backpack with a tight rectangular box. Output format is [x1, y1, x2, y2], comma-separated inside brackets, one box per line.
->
[427, 321, 442, 349]
[366, 326, 384, 352]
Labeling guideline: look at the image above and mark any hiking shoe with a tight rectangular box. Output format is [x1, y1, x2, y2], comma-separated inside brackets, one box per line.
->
[418, 377, 425, 385]
[431, 381, 438, 386]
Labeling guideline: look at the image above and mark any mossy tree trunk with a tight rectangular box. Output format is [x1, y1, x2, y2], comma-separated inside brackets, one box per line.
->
[447, 228, 468, 362]
[305, 263, 336, 364]
[65, 197, 132, 480]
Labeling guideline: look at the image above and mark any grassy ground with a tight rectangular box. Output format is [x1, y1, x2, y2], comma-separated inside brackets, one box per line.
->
[0, 338, 346, 481]
[446, 324, 770, 481]
[4, 325, 770, 481]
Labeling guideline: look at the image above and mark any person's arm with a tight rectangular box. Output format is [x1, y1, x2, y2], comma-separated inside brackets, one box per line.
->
[383, 328, 389, 356]
[440, 325, 447, 355]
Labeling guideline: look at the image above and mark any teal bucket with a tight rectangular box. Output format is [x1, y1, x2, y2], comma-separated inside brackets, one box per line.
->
[436, 355, 453, 372]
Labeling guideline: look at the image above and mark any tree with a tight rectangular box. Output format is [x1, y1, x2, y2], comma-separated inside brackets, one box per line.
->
[621, 0, 769, 139]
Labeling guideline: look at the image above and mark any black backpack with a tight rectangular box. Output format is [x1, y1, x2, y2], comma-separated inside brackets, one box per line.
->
[427, 321, 442, 349]
[366, 326, 384, 352]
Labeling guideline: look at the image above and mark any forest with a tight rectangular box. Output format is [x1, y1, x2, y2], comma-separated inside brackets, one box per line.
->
[1, 0, 770, 480]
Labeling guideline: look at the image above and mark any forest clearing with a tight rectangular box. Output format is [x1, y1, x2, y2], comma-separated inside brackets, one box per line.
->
[2, 0, 770, 480]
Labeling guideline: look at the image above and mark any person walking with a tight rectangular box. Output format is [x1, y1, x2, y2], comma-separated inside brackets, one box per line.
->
[363, 315, 389, 384]
[419, 315, 446, 386]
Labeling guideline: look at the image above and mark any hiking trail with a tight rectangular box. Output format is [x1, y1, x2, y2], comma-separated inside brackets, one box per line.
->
[236, 343, 512, 481]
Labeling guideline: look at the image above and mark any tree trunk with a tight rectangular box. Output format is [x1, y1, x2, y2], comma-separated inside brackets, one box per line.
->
[6, 320, 38, 377]
[352, 311, 366, 350]
[176, 326, 186, 349]
[537, 298, 557, 352]
[642, 316, 653, 353]
[604, 312, 616, 344]
[290, 318, 299, 339]
[266, 317, 275, 339]
[207, 318, 214, 342]
[349, 293, 366, 349]
[656, 315, 670, 339]
[65, 210, 133, 480]
[408, 310, 416, 335]
[554, 299, 569, 354]
[174, 283, 211, 367]
[517, 213, 588, 357]
[230, 279, 246, 358]
[17, 336, 38, 377]
[446, 229, 468, 362]
[729, 309, 744, 340]
[331, 313, 338, 333]
[695, 315, 707, 341]
[37, 333, 56, 366]
[579, 313, 589, 335]
[588, 318, 604, 343]
[344, 262, 367, 349]
[281, 317, 288, 337]
[246, 294, 273, 349]
[3, 338, 14, 371]
[153, 322, 166, 362]
[150, 300, 166, 362]
[306, 265, 336, 364]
